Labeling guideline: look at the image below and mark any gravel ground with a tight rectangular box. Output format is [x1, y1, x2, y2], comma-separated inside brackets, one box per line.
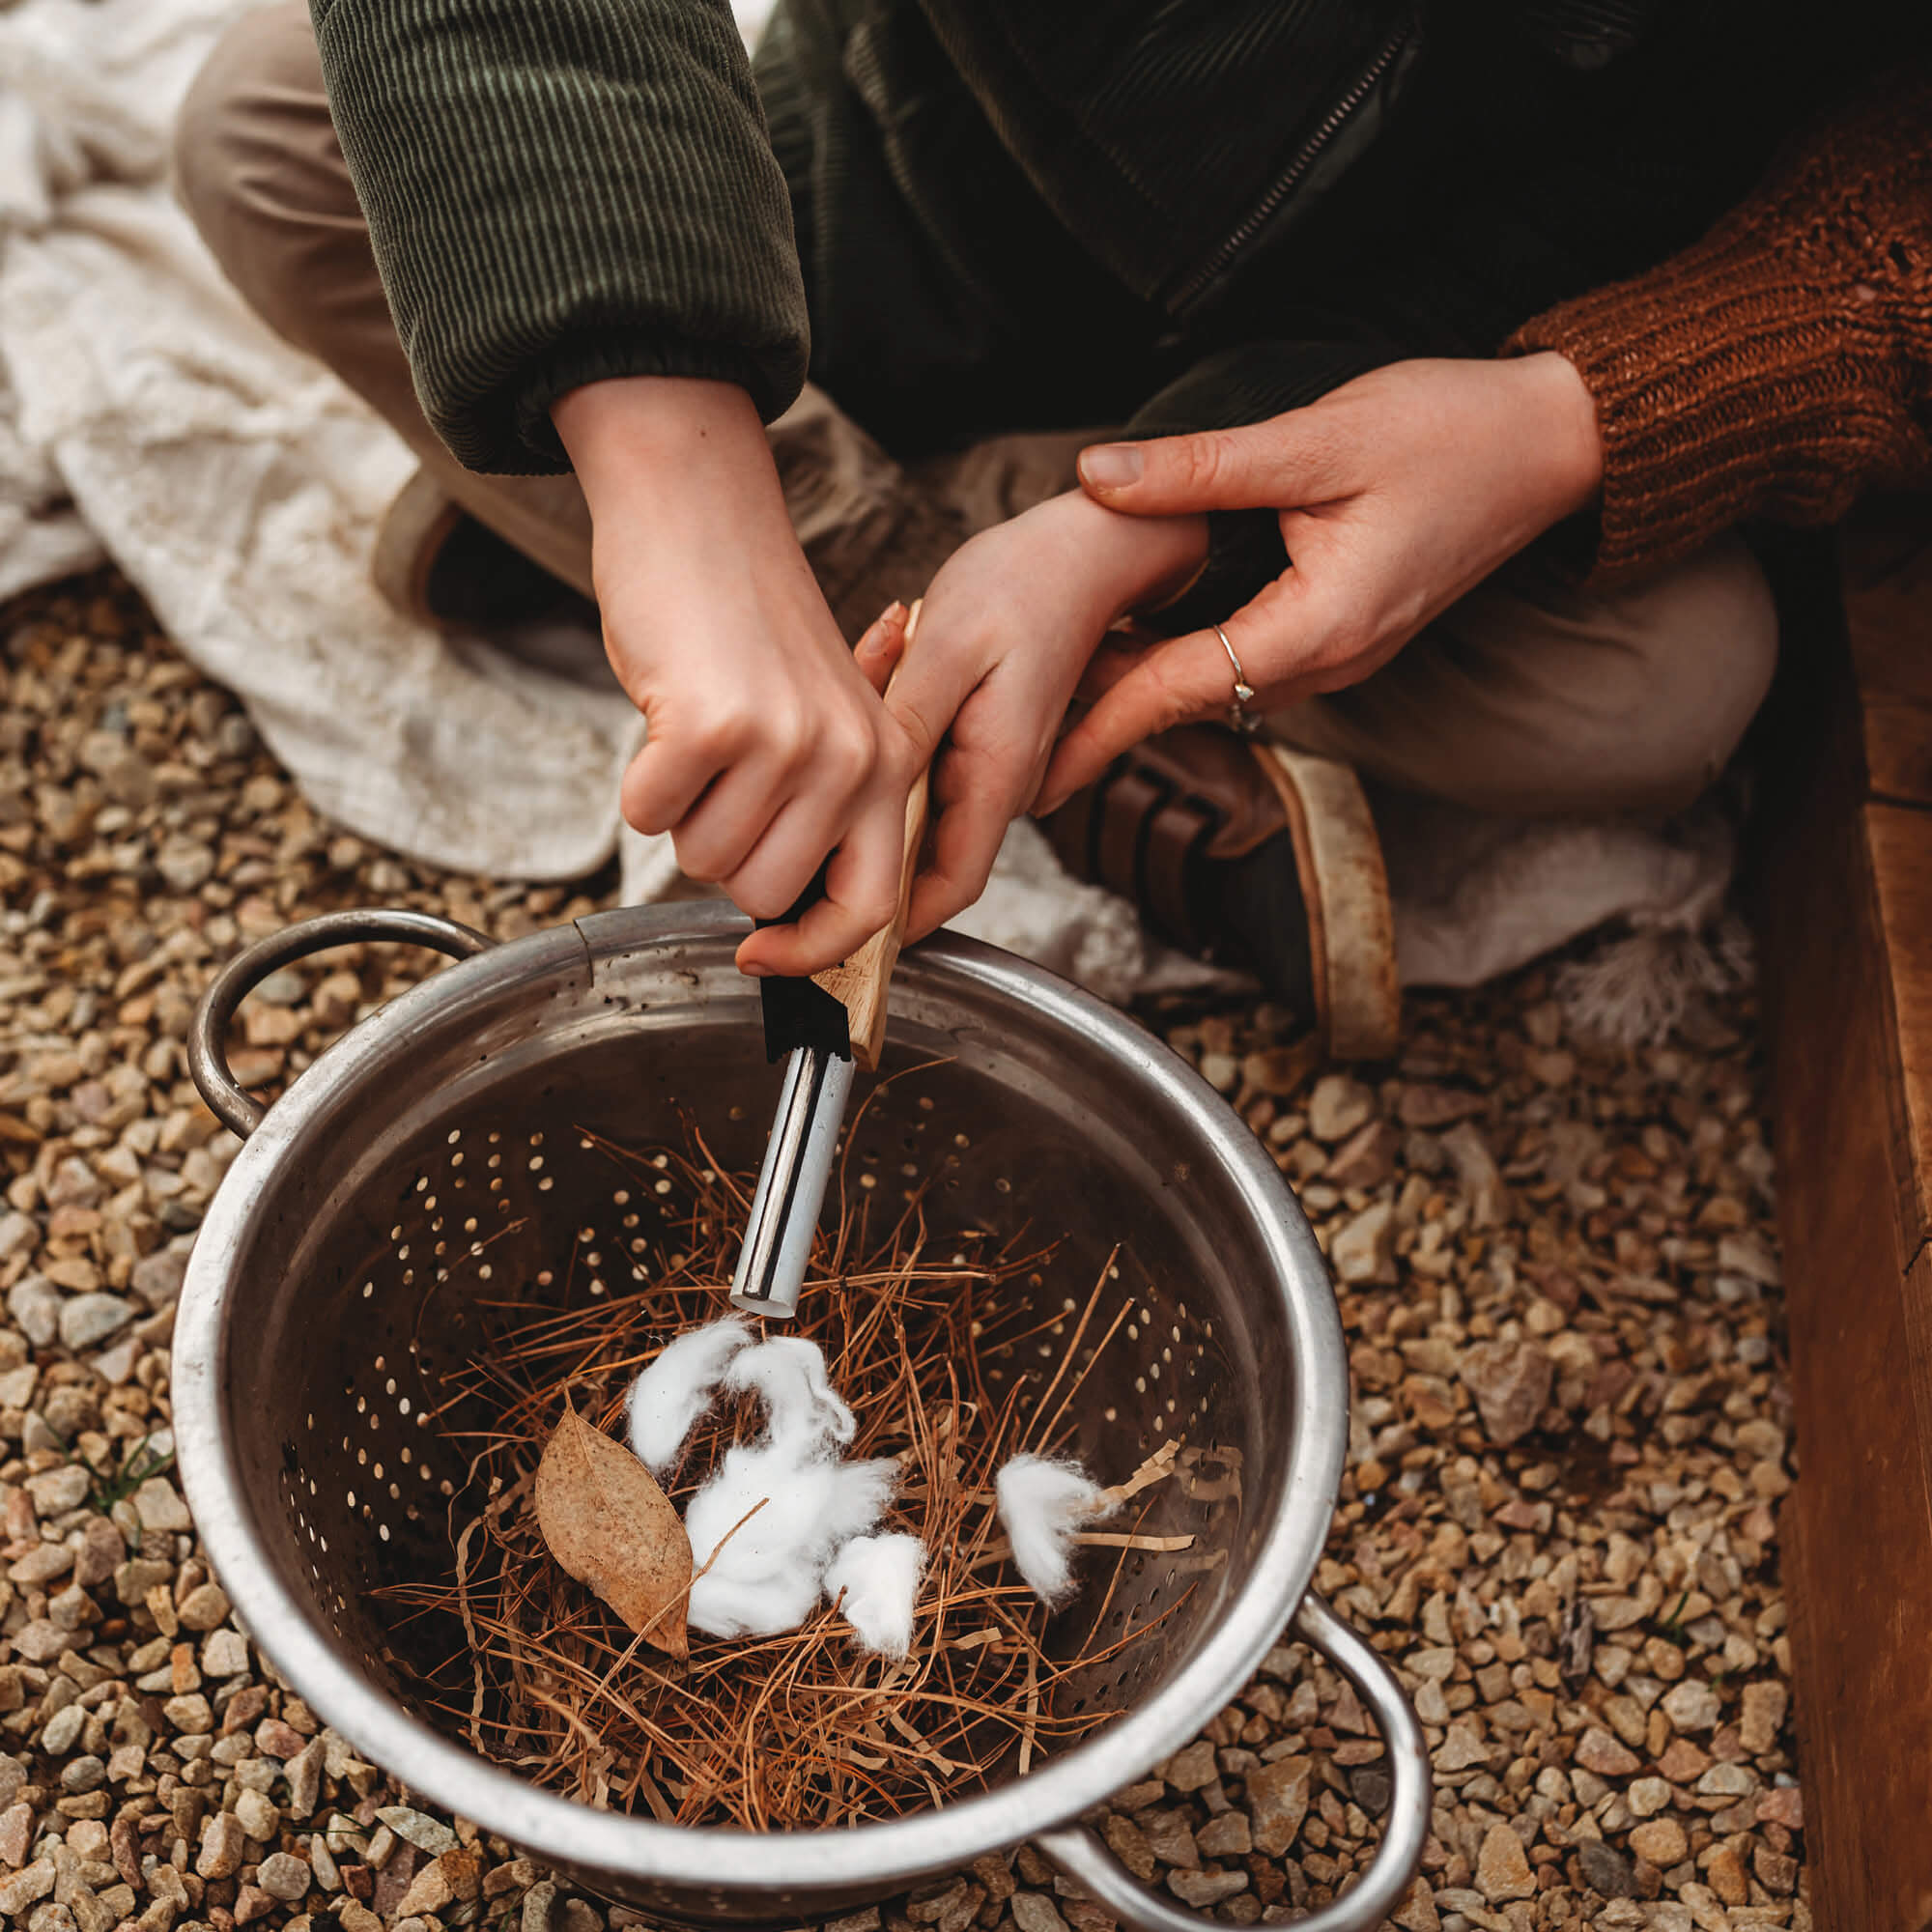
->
[0, 571, 1805, 1932]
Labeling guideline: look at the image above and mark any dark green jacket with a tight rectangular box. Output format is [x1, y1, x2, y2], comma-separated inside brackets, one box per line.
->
[308, 0, 1890, 478]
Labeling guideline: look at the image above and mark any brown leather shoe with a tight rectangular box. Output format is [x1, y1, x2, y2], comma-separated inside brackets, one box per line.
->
[372, 467, 591, 630]
[1042, 726, 1401, 1060]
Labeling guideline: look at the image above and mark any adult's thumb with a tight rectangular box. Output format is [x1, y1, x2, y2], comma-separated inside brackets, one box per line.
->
[1077, 424, 1293, 516]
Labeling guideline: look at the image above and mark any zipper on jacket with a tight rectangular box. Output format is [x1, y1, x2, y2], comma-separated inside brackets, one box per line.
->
[1164, 8, 1421, 316]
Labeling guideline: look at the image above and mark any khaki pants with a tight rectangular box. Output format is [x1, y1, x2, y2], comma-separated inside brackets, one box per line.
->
[174, 3, 1779, 825]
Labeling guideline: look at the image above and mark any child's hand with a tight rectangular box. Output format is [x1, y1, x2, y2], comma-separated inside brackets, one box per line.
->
[878, 491, 1208, 941]
[554, 377, 921, 978]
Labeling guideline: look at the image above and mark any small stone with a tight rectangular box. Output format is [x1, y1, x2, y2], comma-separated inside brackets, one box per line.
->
[234, 1789, 279, 1840]
[0, 1212, 35, 1263]
[1717, 1231, 1780, 1286]
[521, 1878, 558, 1932]
[1696, 1762, 1757, 1800]
[59, 1757, 105, 1795]
[1010, 1894, 1068, 1932]
[1398, 1083, 1485, 1128]
[1439, 1120, 1506, 1226]
[254, 1719, 306, 1759]
[1099, 1815, 1155, 1883]
[1162, 1742, 1218, 1793]
[1739, 1681, 1787, 1754]
[175, 1583, 230, 1633]
[1348, 1763, 1392, 1814]
[56, 1295, 132, 1351]
[308, 1836, 341, 1892]
[129, 1250, 188, 1312]
[0, 1861, 56, 1918]
[1475, 1820, 1535, 1902]
[1577, 1840, 1637, 1898]
[1628, 1777, 1671, 1817]
[1629, 1819, 1688, 1867]
[200, 1630, 248, 1677]
[12, 1622, 68, 1663]
[1165, 1870, 1247, 1909]
[0, 1801, 32, 1868]
[1433, 1719, 1491, 1771]
[1755, 1784, 1804, 1830]
[156, 839, 214, 895]
[1199, 1052, 1238, 1093]
[377, 1806, 458, 1855]
[25, 1466, 91, 1515]
[246, 1851, 309, 1903]
[1140, 1812, 1199, 1869]
[195, 1812, 247, 1880]
[1459, 1339, 1554, 1446]
[826, 1912, 882, 1932]
[11, 1543, 73, 1587]
[1704, 1843, 1747, 1906]
[1243, 1754, 1312, 1856]
[907, 1881, 968, 1927]
[232, 1884, 276, 1924]
[131, 1479, 191, 1533]
[1307, 1074, 1375, 1143]
[1322, 1119, 1400, 1190]
[71, 1520, 121, 1591]
[42, 1708, 87, 1770]
[1656, 1739, 1713, 1784]
[1390, 1878, 1441, 1932]
[1661, 1679, 1722, 1734]
[398, 1849, 480, 1916]
[1194, 1812, 1250, 1858]
[1330, 1199, 1395, 1284]
[10, 1278, 61, 1350]
[161, 1694, 211, 1736]
[285, 1738, 327, 1817]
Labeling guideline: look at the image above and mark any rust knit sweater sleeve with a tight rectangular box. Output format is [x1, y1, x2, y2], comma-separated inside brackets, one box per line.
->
[1506, 68, 1932, 581]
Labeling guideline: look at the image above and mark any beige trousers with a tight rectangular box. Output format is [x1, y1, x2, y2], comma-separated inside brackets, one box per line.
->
[174, 3, 1779, 825]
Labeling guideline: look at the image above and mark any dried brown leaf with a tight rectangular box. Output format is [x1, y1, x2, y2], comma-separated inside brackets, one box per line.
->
[535, 1403, 692, 1661]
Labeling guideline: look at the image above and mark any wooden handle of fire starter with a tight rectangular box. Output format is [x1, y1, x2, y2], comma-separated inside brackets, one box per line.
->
[810, 600, 930, 1074]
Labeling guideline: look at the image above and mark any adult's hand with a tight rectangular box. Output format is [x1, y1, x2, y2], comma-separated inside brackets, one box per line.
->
[1036, 353, 1604, 811]
[553, 376, 920, 978]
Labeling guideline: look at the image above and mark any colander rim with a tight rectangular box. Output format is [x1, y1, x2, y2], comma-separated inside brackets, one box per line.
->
[174, 905, 1349, 1894]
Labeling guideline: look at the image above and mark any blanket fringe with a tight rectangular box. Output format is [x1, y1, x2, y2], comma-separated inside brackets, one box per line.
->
[1555, 911, 1754, 1050]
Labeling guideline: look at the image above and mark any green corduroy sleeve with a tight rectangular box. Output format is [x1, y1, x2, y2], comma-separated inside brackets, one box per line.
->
[309, 0, 810, 474]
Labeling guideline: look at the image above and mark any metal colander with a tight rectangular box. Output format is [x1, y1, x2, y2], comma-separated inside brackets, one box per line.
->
[174, 904, 1426, 1932]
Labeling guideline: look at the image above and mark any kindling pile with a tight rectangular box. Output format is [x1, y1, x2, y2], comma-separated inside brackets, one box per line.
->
[374, 1128, 1191, 1831]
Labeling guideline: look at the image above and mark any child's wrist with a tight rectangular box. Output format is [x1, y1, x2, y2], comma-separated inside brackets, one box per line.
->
[553, 375, 780, 521]
[1033, 490, 1210, 622]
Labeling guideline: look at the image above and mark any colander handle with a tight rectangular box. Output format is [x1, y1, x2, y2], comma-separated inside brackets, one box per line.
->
[1035, 1592, 1432, 1932]
[190, 909, 495, 1138]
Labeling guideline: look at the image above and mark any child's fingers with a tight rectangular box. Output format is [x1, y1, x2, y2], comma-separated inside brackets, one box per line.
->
[668, 756, 796, 894]
[736, 795, 905, 977]
[853, 600, 910, 696]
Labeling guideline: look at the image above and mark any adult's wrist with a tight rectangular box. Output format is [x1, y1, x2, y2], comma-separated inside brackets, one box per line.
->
[1510, 351, 1605, 525]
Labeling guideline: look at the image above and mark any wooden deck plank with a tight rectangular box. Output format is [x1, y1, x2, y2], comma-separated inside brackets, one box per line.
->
[1755, 521, 1932, 1932]
[1863, 802, 1932, 1259]
[1762, 772, 1932, 1932]
[1843, 519, 1932, 809]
